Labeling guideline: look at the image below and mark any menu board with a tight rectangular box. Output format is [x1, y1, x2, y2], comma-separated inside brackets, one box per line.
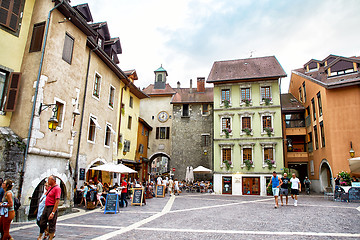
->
[348, 187, 360, 202]
[156, 185, 165, 198]
[104, 194, 119, 214]
[131, 188, 144, 206]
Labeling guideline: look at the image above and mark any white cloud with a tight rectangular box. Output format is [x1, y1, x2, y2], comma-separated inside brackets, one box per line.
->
[70, 0, 360, 92]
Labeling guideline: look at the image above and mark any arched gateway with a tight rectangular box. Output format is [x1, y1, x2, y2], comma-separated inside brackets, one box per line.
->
[149, 152, 171, 177]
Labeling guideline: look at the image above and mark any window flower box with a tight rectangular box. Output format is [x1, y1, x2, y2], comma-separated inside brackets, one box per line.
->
[243, 159, 253, 170]
[264, 127, 273, 137]
[241, 99, 252, 107]
[222, 128, 232, 138]
[265, 159, 275, 170]
[242, 127, 252, 136]
[262, 97, 272, 105]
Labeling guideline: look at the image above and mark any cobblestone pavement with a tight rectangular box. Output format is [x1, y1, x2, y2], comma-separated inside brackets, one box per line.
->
[10, 193, 360, 239]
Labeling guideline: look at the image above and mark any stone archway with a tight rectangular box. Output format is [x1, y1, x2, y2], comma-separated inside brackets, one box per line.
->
[149, 152, 171, 177]
[28, 176, 67, 220]
[319, 159, 333, 192]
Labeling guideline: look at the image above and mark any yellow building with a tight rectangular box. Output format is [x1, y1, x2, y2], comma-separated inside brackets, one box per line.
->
[0, 0, 35, 126]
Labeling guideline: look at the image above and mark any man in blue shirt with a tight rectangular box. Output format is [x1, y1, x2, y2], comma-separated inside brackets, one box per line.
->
[267, 171, 283, 208]
[0, 178, 4, 201]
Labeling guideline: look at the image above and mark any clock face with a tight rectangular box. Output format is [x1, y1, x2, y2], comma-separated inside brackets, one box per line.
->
[158, 111, 169, 122]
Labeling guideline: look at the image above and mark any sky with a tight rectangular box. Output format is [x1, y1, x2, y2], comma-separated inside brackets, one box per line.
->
[70, 0, 360, 92]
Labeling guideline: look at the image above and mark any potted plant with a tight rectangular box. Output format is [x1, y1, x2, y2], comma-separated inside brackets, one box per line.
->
[244, 159, 253, 170]
[223, 160, 232, 170]
[222, 128, 232, 138]
[265, 159, 275, 170]
[264, 127, 273, 137]
[262, 97, 272, 105]
[242, 98, 251, 106]
[242, 127, 252, 136]
[223, 100, 230, 108]
[338, 171, 351, 186]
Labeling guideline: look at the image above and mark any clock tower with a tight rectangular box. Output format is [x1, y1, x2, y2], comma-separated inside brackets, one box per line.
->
[154, 65, 168, 89]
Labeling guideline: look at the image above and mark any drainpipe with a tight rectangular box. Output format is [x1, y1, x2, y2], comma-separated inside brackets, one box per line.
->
[74, 44, 99, 188]
[19, 0, 65, 201]
[117, 86, 125, 156]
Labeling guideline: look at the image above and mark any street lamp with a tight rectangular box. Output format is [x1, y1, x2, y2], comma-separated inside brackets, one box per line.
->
[39, 103, 58, 131]
[285, 138, 293, 151]
[350, 141, 355, 158]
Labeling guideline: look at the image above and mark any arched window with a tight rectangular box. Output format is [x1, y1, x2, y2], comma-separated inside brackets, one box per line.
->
[157, 74, 163, 82]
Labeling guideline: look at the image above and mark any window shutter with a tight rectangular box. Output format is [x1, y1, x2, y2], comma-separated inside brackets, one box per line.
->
[0, 0, 21, 31]
[4, 72, 21, 112]
[62, 33, 74, 64]
[156, 127, 159, 139]
[166, 127, 170, 139]
[29, 22, 45, 52]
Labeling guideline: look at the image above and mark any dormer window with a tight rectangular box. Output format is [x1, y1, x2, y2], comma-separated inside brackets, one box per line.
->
[329, 60, 356, 77]
[157, 74, 163, 82]
[98, 38, 102, 47]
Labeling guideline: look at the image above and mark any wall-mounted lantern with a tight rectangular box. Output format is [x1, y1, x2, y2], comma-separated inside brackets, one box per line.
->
[350, 141, 355, 158]
[39, 103, 58, 131]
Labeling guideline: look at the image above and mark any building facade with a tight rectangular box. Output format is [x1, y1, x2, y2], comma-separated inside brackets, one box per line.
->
[135, 117, 152, 182]
[171, 78, 213, 180]
[2, 0, 146, 220]
[207, 56, 286, 196]
[288, 54, 360, 192]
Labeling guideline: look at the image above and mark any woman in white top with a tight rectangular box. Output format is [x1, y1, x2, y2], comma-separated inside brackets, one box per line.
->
[174, 179, 180, 196]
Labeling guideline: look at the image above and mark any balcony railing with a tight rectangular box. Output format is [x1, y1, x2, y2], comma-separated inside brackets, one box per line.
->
[305, 115, 311, 127]
[307, 142, 313, 153]
[285, 120, 305, 128]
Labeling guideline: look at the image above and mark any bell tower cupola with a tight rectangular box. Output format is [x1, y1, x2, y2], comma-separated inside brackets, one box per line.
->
[154, 64, 168, 89]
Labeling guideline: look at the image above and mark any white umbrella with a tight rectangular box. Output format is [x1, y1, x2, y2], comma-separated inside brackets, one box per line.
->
[349, 157, 360, 174]
[188, 166, 194, 183]
[91, 162, 137, 174]
[193, 166, 212, 174]
[185, 166, 190, 183]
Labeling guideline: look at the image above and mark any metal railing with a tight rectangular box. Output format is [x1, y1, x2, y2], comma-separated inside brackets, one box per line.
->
[285, 120, 305, 128]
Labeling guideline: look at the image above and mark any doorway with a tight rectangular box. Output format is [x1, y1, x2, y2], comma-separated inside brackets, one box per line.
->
[288, 163, 308, 188]
[242, 177, 260, 195]
[222, 176, 232, 194]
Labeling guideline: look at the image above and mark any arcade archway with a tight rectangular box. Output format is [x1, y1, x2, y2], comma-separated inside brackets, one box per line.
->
[320, 159, 333, 191]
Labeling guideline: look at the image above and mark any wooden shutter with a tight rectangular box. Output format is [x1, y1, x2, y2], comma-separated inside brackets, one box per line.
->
[156, 127, 159, 139]
[29, 22, 45, 52]
[166, 127, 170, 139]
[62, 33, 74, 64]
[0, 0, 21, 31]
[4, 72, 21, 112]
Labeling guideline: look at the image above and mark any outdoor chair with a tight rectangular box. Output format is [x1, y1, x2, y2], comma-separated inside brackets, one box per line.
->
[323, 186, 334, 201]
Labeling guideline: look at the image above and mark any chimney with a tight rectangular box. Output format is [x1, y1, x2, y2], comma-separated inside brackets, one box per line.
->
[197, 77, 205, 92]
[189, 79, 193, 93]
[177, 81, 181, 89]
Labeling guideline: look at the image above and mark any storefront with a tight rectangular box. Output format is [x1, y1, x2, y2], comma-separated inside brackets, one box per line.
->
[242, 177, 260, 195]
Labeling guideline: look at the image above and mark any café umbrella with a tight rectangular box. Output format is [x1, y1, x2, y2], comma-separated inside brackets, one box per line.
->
[193, 166, 212, 174]
[185, 166, 190, 183]
[188, 166, 194, 183]
[90, 162, 137, 174]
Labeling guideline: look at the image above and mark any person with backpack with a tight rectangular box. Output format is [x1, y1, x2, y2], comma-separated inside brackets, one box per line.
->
[0, 179, 15, 240]
[36, 182, 50, 239]
[37, 175, 61, 240]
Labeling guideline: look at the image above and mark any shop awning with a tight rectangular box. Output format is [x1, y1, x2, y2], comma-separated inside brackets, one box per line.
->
[349, 157, 360, 174]
[90, 162, 137, 173]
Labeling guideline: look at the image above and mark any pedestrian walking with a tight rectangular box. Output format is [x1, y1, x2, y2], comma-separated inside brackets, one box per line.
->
[157, 176, 162, 186]
[290, 173, 301, 206]
[0, 178, 4, 202]
[36, 182, 50, 239]
[304, 177, 311, 195]
[174, 179, 180, 195]
[267, 171, 283, 208]
[79, 182, 88, 207]
[0, 179, 15, 240]
[37, 175, 61, 240]
[280, 173, 290, 206]
[168, 178, 174, 196]
[95, 180, 104, 209]
[120, 178, 128, 208]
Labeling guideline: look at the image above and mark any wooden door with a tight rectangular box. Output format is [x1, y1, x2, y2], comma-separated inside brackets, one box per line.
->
[243, 177, 260, 195]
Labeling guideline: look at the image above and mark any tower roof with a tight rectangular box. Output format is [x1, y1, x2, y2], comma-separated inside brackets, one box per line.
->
[154, 65, 168, 76]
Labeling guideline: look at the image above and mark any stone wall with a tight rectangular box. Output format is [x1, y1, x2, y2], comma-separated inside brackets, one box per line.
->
[0, 127, 25, 197]
[171, 104, 213, 181]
